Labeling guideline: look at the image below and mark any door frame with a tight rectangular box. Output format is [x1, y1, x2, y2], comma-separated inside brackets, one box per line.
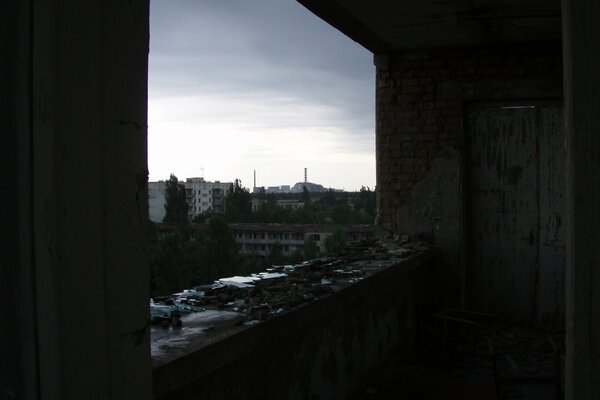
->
[459, 99, 564, 314]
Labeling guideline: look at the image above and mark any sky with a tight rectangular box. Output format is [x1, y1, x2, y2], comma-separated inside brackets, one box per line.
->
[148, 0, 375, 191]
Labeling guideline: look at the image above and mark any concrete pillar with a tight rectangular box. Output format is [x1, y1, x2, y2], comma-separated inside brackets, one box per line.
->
[563, 1, 600, 398]
[2, 1, 152, 398]
[1, 1, 38, 398]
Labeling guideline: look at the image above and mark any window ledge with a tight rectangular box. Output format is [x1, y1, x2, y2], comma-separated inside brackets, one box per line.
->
[152, 242, 436, 399]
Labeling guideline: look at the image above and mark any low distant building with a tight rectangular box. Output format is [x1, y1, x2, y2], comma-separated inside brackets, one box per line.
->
[258, 185, 292, 194]
[147, 177, 232, 223]
[277, 199, 305, 210]
[230, 223, 374, 258]
[251, 199, 306, 212]
[153, 222, 374, 258]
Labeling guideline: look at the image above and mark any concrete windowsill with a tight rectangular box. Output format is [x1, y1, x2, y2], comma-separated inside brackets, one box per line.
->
[152, 249, 435, 399]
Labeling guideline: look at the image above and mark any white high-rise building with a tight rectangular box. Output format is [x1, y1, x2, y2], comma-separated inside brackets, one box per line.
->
[184, 177, 231, 218]
[147, 178, 232, 223]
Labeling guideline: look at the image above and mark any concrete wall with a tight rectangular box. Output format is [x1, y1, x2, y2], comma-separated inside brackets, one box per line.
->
[153, 254, 432, 400]
[375, 43, 563, 320]
[467, 104, 565, 329]
[1, 1, 37, 398]
[3, 0, 152, 398]
[562, 0, 600, 398]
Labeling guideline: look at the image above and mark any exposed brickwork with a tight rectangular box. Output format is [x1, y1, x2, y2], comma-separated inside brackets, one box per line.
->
[376, 42, 563, 232]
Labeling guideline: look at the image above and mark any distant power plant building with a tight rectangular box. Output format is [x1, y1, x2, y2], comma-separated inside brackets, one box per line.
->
[291, 167, 335, 192]
[258, 181, 332, 194]
[252, 167, 339, 194]
[290, 181, 328, 193]
[148, 177, 232, 223]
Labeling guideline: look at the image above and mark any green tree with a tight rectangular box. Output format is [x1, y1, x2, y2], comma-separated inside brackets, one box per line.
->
[192, 211, 216, 224]
[301, 186, 310, 208]
[304, 235, 318, 259]
[267, 241, 284, 266]
[353, 186, 376, 222]
[289, 249, 304, 264]
[324, 227, 347, 255]
[182, 229, 208, 284]
[254, 193, 279, 223]
[258, 186, 266, 199]
[225, 179, 252, 222]
[150, 232, 188, 296]
[319, 189, 338, 207]
[331, 204, 353, 224]
[163, 174, 189, 225]
[205, 215, 240, 278]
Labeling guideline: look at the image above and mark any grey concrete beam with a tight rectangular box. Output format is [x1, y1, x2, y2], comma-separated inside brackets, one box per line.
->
[297, 0, 392, 52]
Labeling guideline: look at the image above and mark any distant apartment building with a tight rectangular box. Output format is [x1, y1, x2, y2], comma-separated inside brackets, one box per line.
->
[147, 178, 232, 223]
[185, 177, 231, 218]
[276, 199, 305, 210]
[253, 182, 339, 194]
[251, 199, 306, 212]
[230, 223, 374, 258]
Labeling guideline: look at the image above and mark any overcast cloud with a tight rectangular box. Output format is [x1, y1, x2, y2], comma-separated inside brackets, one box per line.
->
[148, 0, 375, 190]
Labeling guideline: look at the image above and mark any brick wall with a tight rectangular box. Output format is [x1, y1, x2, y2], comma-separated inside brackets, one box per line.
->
[375, 42, 563, 305]
[376, 42, 562, 232]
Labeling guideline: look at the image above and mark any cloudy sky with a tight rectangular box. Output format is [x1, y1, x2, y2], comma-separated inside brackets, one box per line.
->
[148, 0, 375, 191]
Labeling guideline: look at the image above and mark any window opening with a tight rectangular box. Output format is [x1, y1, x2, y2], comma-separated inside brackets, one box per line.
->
[147, 0, 376, 370]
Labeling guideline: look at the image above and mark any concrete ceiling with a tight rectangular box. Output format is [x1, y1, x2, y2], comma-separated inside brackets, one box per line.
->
[297, 0, 561, 53]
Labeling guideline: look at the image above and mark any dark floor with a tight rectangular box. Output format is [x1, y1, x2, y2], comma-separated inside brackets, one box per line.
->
[353, 313, 564, 400]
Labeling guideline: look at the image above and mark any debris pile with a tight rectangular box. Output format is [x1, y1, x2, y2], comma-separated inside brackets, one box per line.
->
[150, 235, 432, 326]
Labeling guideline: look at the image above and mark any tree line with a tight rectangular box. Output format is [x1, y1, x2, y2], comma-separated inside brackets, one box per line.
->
[218, 179, 376, 225]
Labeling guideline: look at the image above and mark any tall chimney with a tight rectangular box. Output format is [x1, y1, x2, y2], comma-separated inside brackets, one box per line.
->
[253, 170, 256, 189]
[304, 168, 307, 183]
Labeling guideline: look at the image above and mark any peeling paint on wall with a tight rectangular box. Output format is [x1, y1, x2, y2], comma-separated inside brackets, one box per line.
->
[467, 104, 565, 330]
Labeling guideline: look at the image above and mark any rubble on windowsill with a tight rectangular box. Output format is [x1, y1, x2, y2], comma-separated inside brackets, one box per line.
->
[151, 234, 432, 326]
[150, 234, 433, 365]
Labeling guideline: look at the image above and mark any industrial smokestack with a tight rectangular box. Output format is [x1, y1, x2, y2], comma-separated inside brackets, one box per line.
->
[253, 170, 256, 189]
[304, 168, 307, 183]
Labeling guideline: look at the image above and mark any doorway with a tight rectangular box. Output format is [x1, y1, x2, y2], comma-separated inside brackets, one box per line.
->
[466, 102, 565, 330]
